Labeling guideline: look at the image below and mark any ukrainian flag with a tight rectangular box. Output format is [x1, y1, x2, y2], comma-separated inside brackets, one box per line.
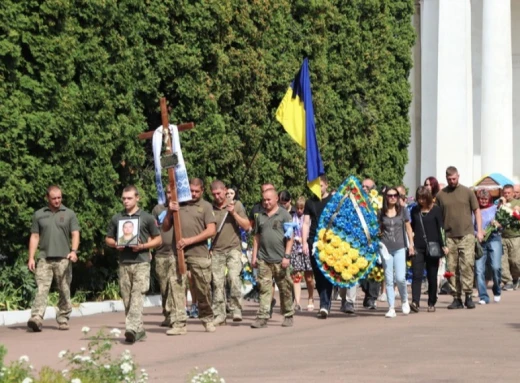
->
[276, 58, 325, 199]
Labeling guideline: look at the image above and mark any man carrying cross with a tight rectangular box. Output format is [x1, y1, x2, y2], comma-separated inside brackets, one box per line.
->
[163, 178, 217, 335]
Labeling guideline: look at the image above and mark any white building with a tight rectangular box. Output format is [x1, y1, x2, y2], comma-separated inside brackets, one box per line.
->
[404, 0, 520, 190]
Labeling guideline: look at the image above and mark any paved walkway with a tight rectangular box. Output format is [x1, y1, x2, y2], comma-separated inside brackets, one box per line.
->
[1, 288, 519, 382]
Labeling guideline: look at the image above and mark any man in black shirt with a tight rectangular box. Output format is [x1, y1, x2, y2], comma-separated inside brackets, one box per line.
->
[302, 175, 334, 318]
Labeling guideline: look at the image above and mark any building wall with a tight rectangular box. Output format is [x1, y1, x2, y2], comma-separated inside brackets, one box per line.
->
[512, 0, 520, 182]
[405, 0, 520, 192]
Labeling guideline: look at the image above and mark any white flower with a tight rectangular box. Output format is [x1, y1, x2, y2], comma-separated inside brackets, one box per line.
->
[62, 369, 69, 375]
[71, 378, 82, 383]
[21, 378, 32, 383]
[110, 328, 122, 337]
[81, 356, 91, 363]
[206, 367, 218, 375]
[80, 347, 86, 352]
[29, 365, 33, 370]
[73, 355, 82, 361]
[104, 365, 111, 369]
[58, 350, 67, 359]
[220, 379, 225, 383]
[121, 362, 133, 375]
[81, 326, 90, 334]
[19, 355, 30, 363]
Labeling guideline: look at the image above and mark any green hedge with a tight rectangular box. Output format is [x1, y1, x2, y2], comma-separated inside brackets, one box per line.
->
[0, 0, 415, 266]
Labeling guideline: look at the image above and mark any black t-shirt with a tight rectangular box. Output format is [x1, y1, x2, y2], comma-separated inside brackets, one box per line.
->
[410, 205, 445, 250]
[304, 194, 333, 243]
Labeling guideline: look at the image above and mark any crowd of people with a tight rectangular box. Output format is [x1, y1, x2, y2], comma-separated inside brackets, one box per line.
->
[24, 166, 520, 343]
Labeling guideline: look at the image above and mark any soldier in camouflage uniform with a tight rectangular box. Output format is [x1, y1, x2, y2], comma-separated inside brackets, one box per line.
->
[27, 186, 80, 332]
[251, 189, 295, 329]
[152, 185, 176, 326]
[436, 167, 483, 310]
[106, 185, 162, 343]
[210, 180, 251, 325]
[163, 178, 217, 335]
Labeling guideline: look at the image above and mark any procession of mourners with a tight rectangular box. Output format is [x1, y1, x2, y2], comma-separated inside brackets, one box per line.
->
[25, 166, 520, 343]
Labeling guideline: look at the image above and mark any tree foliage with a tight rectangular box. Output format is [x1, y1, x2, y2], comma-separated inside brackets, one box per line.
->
[0, 0, 415, 262]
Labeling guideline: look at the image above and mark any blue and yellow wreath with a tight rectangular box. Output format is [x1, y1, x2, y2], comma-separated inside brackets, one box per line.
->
[313, 176, 380, 287]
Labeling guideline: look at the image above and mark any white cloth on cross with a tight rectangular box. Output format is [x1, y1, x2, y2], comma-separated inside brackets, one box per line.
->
[152, 124, 191, 206]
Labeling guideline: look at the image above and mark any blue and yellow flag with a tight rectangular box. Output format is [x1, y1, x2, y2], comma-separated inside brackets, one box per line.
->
[275, 58, 325, 199]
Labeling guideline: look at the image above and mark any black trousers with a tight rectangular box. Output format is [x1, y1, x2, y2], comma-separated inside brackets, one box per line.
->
[411, 248, 440, 307]
[360, 279, 380, 304]
[309, 240, 333, 310]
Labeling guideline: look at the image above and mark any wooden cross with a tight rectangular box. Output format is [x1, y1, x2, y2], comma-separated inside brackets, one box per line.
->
[138, 97, 194, 274]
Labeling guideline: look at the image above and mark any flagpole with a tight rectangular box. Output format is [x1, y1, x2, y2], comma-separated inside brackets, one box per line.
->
[236, 118, 275, 191]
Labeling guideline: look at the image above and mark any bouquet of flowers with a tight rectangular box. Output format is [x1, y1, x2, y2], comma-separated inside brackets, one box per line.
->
[313, 176, 380, 287]
[368, 188, 383, 210]
[368, 265, 384, 282]
[496, 202, 520, 230]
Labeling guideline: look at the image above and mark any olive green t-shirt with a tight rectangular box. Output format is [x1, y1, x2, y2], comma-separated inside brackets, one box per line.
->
[254, 207, 292, 263]
[175, 199, 216, 258]
[436, 184, 479, 238]
[503, 199, 520, 238]
[152, 203, 174, 257]
[31, 205, 80, 259]
[106, 209, 160, 263]
[212, 201, 247, 253]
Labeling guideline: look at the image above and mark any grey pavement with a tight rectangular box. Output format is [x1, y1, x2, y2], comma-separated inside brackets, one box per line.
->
[1, 287, 519, 382]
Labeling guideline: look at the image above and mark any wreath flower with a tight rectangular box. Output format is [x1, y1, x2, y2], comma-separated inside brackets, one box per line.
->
[313, 176, 380, 287]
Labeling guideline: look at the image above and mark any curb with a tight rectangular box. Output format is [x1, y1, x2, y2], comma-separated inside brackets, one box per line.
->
[0, 295, 162, 326]
[1, 284, 255, 326]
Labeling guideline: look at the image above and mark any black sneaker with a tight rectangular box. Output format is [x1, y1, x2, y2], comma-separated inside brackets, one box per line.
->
[464, 295, 476, 309]
[447, 298, 464, 310]
[410, 302, 420, 313]
[367, 300, 377, 310]
[124, 330, 136, 344]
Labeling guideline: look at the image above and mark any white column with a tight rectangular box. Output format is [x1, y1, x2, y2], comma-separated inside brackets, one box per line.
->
[404, 1, 422, 192]
[421, 0, 473, 185]
[480, 0, 513, 178]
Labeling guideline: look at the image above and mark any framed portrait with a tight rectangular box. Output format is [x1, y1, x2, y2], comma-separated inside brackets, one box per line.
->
[117, 217, 140, 247]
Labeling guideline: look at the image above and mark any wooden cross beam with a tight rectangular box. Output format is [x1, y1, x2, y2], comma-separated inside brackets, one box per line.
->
[138, 97, 194, 274]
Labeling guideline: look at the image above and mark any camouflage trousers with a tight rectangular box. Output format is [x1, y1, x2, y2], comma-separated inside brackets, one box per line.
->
[31, 258, 72, 324]
[155, 255, 175, 321]
[119, 262, 150, 333]
[211, 249, 243, 321]
[256, 259, 294, 319]
[501, 237, 520, 284]
[167, 256, 214, 325]
[165, 256, 188, 327]
[446, 234, 475, 297]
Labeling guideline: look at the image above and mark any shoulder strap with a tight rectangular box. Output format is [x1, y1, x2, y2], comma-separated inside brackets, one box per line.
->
[418, 211, 429, 243]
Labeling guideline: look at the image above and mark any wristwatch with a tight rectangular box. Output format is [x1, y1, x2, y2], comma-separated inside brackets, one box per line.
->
[283, 254, 291, 260]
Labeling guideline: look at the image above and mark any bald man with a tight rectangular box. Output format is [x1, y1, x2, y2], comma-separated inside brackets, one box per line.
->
[251, 189, 295, 329]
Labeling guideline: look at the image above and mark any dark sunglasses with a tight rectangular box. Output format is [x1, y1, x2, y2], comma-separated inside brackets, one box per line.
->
[386, 193, 398, 198]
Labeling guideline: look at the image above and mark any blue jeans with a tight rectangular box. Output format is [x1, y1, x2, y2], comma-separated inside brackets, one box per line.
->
[382, 248, 408, 307]
[475, 236, 502, 303]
